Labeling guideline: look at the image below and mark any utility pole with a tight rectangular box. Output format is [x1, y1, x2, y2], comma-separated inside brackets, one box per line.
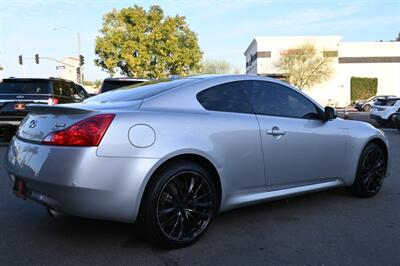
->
[52, 27, 83, 83]
[77, 32, 83, 83]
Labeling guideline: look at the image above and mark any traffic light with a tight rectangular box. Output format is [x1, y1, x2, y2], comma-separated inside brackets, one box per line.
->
[18, 55, 23, 65]
[35, 54, 39, 64]
[79, 54, 85, 66]
[76, 67, 81, 83]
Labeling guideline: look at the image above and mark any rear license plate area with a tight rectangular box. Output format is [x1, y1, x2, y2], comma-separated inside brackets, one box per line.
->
[14, 103, 25, 110]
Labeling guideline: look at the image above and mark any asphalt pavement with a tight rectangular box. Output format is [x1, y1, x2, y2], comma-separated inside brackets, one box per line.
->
[0, 115, 399, 266]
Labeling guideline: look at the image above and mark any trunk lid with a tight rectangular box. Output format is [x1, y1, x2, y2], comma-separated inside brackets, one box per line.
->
[17, 100, 142, 143]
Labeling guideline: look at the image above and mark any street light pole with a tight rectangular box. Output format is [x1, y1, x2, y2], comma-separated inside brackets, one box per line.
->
[52, 27, 83, 83]
[77, 32, 81, 55]
[77, 32, 83, 83]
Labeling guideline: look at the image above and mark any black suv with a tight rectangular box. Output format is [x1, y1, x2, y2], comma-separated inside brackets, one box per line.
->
[0, 77, 89, 140]
[99, 77, 149, 94]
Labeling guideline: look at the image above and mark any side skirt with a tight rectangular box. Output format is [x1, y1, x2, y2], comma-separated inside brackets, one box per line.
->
[220, 179, 344, 212]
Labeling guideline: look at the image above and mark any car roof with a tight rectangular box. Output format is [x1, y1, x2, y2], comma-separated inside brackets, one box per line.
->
[103, 77, 150, 82]
[376, 97, 400, 101]
[139, 74, 323, 112]
[3, 77, 75, 82]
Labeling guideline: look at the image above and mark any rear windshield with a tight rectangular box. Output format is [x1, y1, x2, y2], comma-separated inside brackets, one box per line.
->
[0, 80, 50, 94]
[374, 99, 399, 106]
[86, 78, 198, 103]
[101, 80, 146, 93]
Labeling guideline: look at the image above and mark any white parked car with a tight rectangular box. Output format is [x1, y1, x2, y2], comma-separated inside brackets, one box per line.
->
[370, 97, 400, 126]
[354, 95, 396, 112]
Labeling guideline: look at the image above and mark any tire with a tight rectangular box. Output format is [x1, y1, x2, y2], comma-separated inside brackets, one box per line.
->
[387, 115, 396, 128]
[377, 120, 386, 127]
[350, 143, 387, 198]
[140, 160, 217, 249]
[363, 105, 371, 112]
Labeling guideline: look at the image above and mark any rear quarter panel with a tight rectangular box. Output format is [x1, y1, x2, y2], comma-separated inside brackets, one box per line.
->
[97, 109, 266, 207]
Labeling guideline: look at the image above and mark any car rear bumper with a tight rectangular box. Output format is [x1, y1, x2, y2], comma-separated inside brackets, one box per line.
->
[5, 137, 159, 223]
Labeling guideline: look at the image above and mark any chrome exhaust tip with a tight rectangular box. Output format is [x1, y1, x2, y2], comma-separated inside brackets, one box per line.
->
[47, 207, 64, 218]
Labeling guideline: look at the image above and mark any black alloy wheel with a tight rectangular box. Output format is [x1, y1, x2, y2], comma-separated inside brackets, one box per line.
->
[351, 143, 387, 197]
[141, 160, 217, 248]
[156, 171, 213, 242]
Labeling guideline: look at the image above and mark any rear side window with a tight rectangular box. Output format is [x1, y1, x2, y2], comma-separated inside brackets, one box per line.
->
[374, 99, 398, 106]
[241, 80, 321, 119]
[53, 81, 76, 97]
[196, 82, 253, 114]
[0, 80, 50, 94]
[52, 80, 72, 97]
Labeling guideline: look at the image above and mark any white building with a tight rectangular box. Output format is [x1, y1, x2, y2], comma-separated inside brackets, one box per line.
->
[244, 36, 400, 107]
[59, 57, 80, 83]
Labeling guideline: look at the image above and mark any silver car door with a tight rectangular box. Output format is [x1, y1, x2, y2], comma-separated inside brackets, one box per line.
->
[241, 80, 347, 190]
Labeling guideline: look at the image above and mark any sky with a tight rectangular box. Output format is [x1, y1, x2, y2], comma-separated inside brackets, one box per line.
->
[0, 0, 399, 81]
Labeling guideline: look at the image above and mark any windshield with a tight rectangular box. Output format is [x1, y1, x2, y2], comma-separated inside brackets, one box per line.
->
[101, 80, 146, 93]
[86, 78, 198, 103]
[0, 80, 50, 94]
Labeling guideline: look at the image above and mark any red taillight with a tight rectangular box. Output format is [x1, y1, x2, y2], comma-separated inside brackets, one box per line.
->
[48, 97, 59, 105]
[42, 114, 115, 146]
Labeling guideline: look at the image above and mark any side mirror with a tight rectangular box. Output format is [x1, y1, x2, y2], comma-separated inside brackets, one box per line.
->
[324, 106, 337, 120]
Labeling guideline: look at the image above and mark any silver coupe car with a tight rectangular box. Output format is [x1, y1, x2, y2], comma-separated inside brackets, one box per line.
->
[6, 75, 390, 248]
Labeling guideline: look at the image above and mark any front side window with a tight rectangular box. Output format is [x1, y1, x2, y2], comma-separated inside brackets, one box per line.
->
[241, 80, 321, 119]
[197, 82, 253, 114]
[74, 85, 89, 99]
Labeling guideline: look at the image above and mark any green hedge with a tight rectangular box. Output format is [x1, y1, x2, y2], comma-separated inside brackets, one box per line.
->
[351, 77, 378, 101]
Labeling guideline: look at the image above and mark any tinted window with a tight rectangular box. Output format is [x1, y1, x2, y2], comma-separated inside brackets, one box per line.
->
[86, 78, 198, 103]
[74, 85, 89, 100]
[101, 80, 146, 93]
[197, 82, 253, 114]
[0, 80, 50, 94]
[374, 99, 399, 106]
[52, 80, 73, 97]
[242, 81, 320, 119]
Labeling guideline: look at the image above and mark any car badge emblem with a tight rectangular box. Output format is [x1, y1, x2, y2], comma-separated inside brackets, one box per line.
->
[54, 122, 66, 129]
[16, 95, 24, 99]
[29, 120, 37, 128]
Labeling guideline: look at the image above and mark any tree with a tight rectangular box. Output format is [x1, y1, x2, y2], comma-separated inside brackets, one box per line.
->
[192, 59, 241, 75]
[94, 79, 103, 89]
[276, 43, 334, 90]
[82, 80, 94, 86]
[395, 32, 400, 41]
[94, 5, 202, 79]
